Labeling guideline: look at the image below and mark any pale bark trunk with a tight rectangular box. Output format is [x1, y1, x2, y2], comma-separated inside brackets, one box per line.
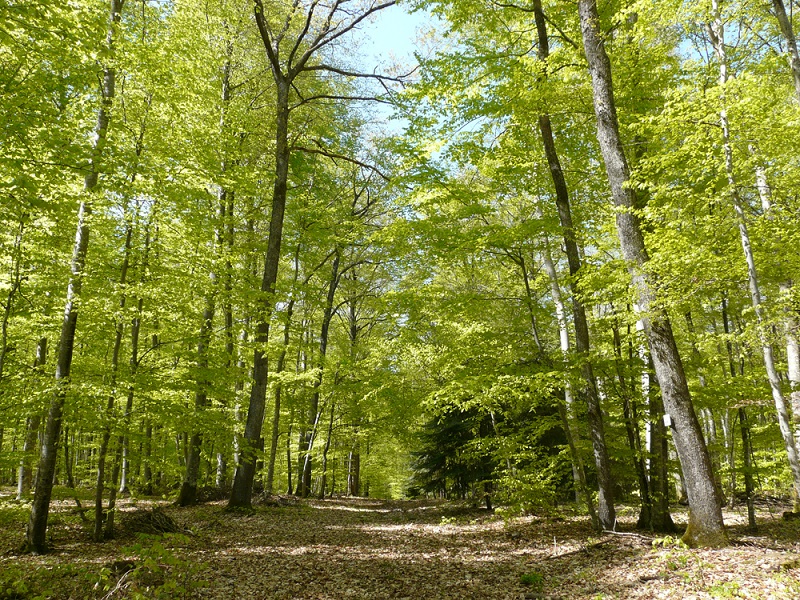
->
[26, 0, 124, 554]
[579, 0, 726, 546]
[540, 239, 598, 528]
[710, 0, 800, 510]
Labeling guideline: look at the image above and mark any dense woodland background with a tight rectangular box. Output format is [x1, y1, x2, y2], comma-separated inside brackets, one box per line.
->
[3, 0, 800, 554]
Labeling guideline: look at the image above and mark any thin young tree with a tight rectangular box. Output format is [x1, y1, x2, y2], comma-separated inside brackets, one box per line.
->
[26, 0, 125, 553]
[707, 0, 800, 511]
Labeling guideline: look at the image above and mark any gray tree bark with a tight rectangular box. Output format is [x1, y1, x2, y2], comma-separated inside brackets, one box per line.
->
[772, 0, 800, 101]
[26, 0, 125, 554]
[17, 338, 48, 501]
[578, 0, 726, 547]
[533, 0, 615, 529]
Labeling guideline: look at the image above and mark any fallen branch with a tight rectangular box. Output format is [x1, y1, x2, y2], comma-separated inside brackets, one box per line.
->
[601, 529, 654, 541]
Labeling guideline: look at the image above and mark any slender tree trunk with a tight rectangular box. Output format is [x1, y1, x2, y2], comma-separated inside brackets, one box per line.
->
[300, 252, 340, 497]
[534, 1, 615, 530]
[709, 0, 800, 511]
[612, 323, 652, 529]
[286, 404, 294, 495]
[266, 248, 302, 494]
[518, 254, 543, 352]
[17, 338, 48, 500]
[540, 238, 598, 528]
[739, 407, 757, 529]
[178, 260, 217, 506]
[217, 54, 236, 491]
[107, 228, 151, 535]
[578, 0, 726, 547]
[181, 54, 236, 505]
[229, 80, 290, 508]
[93, 224, 132, 541]
[0, 218, 25, 381]
[772, 0, 800, 101]
[318, 398, 336, 499]
[26, 0, 124, 553]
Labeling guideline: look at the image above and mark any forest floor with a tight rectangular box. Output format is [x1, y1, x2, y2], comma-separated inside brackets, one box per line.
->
[1, 488, 800, 599]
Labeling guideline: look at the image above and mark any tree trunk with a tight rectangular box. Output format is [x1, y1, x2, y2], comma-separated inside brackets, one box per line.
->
[612, 323, 652, 529]
[26, 0, 123, 554]
[578, 0, 726, 547]
[739, 407, 757, 530]
[94, 224, 132, 541]
[534, 0, 615, 529]
[772, 0, 800, 101]
[540, 238, 598, 528]
[300, 251, 340, 497]
[318, 398, 336, 499]
[0, 218, 25, 381]
[266, 247, 302, 495]
[646, 355, 676, 533]
[229, 79, 290, 509]
[17, 338, 48, 500]
[709, 0, 800, 511]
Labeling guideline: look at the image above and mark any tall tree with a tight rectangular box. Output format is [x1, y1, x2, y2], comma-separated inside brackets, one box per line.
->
[26, 0, 125, 554]
[577, 0, 727, 547]
[229, 0, 397, 508]
[532, 0, 615, 530]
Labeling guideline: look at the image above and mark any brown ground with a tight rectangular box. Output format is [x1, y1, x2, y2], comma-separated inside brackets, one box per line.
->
[1, 490, 799, 599]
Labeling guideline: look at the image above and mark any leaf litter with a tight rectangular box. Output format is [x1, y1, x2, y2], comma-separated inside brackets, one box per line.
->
[1, 493, 799, 599]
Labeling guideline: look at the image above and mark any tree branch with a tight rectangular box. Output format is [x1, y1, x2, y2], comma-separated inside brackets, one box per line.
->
[293, 145, 390, 180]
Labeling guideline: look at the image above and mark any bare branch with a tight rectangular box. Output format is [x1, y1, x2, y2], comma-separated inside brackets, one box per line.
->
[293, 145, 390, 180]
[301, 62, 413, 84]
[287, 0, 323, 69]
[291, 94, 394, 110]
[253, 0, 281, 78]
[292, 0, 397, 75]
[276, 0, 302, 48]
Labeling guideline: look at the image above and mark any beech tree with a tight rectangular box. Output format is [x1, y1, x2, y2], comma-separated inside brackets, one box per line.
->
[229, 0, 398, 508]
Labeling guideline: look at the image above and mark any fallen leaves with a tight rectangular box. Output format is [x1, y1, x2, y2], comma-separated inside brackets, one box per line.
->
[2, 493, 800, 598]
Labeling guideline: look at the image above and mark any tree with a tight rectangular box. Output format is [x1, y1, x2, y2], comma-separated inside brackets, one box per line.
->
[229, 0, 398, 508]
[577, 0, 727, 547]
[26, 0, 125, 554]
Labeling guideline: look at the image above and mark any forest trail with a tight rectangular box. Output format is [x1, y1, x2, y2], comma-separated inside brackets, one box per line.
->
[3, 492, 800, 599]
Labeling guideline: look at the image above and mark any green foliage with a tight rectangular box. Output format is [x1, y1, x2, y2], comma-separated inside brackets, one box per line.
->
[519, 571, 544, 590]
[92, 533, 207, 599]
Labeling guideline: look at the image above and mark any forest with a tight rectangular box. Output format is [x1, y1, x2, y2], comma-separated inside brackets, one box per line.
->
[2, 0, 800, 597]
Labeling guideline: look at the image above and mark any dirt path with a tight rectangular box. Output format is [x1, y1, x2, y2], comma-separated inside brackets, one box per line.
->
[2, 494, 800, 599]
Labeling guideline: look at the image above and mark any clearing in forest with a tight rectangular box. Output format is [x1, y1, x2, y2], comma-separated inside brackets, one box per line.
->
[1, 493, 800, 599]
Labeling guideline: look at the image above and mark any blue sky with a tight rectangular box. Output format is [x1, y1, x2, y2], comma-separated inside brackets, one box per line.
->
[360, 2, 435, 68]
